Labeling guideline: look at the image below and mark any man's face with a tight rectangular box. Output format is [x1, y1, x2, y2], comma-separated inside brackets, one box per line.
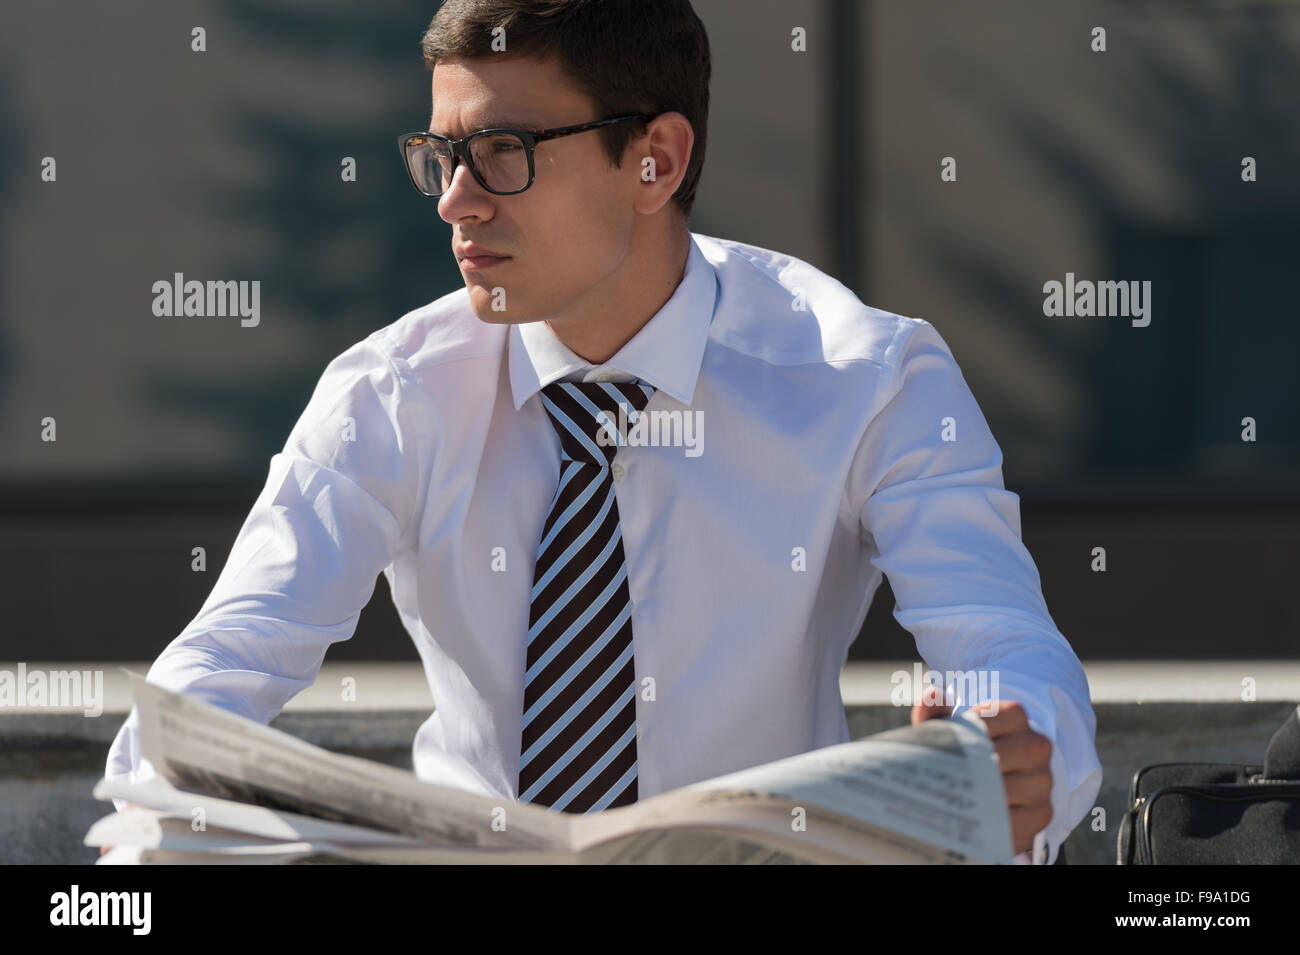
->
[430, 54, 643, 325]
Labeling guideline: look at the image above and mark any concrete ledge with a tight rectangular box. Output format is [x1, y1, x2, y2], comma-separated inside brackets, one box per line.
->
[2, 662, 1296, 865]
[4, 660, 1296, 716]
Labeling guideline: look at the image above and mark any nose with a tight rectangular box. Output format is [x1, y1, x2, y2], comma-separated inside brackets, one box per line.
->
[437, 156, 493, 223]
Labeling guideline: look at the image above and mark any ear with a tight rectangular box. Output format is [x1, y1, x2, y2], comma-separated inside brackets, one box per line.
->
[631, 112, 694, 216]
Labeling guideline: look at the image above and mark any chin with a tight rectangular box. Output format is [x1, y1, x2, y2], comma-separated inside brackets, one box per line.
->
[472, 311, 523, 326]
[467, 298, 530, 326]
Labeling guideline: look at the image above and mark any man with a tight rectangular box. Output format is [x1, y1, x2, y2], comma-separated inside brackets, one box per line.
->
[105, 0, 1101, 863]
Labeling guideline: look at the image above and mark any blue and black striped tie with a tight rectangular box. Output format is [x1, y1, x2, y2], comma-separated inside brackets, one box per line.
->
[518, 378, 656, 813]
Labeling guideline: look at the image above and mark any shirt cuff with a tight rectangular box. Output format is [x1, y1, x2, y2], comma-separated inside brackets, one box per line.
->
[1015, 832, 1050, 864]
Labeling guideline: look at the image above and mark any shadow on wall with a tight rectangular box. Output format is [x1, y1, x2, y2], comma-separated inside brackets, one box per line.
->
[138, 0, 462, 469]
[881, 9, 1300, 483]
[0, 63, 22, 417]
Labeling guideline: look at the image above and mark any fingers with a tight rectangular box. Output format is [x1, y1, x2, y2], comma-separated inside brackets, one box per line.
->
[964, 701, 1054, 855]
[910, 700, 952, 724]
[970, 699, 1028, 738]
[910, 682, 953, 724]
[993, 727, 1053, 774]
[1002, 766, 1053, 806]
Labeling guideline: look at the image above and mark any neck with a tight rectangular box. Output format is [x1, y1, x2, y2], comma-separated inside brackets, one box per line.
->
[543, 223, 690, 365]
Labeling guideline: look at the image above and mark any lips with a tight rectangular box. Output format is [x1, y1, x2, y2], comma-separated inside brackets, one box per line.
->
[456, 245, 508, 258]
[458, 253, 510, 270]
[455, 243, 511, 271]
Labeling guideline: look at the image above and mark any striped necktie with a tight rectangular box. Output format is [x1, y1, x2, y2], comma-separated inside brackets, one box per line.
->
[518, 378, 656, 813]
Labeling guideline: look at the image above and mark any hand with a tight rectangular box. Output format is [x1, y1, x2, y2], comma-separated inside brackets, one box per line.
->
[911, 697, 1053, 856]
[98, 802, 141, 856]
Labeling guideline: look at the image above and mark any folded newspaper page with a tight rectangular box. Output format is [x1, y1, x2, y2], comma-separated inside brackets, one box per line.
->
[88, 672, 1014, 864]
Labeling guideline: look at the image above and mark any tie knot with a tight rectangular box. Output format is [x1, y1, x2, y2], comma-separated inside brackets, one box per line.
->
[540, 379, 656, 466]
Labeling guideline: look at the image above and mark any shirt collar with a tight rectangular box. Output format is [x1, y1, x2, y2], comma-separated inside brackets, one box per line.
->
[508, 232, 718, 410]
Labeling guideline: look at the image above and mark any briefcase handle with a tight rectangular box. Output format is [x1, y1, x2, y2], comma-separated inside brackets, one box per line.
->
[1263, 703, 1300, 781]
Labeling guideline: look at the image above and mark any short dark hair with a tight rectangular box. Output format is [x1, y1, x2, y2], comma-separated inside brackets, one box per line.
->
[421, 0, 710, 221]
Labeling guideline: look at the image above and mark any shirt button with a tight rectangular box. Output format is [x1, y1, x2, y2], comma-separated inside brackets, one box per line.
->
[611, 463, 626, 483]
[636, 726, 643, 742]
[595, 372, 611, 382]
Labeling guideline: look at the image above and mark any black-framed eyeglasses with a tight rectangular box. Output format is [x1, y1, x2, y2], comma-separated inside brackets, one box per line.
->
[397, 114, 652, 198]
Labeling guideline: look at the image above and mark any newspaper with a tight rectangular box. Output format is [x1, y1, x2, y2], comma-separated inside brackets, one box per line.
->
[87, 672, 1015, 864]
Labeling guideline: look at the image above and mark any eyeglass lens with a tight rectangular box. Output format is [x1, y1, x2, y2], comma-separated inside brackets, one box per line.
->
[406, 133, 530, 195]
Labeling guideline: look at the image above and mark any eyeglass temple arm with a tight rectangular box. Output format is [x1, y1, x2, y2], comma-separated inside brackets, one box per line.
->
[533, 115, 652, 142]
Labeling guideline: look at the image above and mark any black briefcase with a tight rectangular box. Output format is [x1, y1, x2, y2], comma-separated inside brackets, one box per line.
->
[1117, 704, 1300, 864]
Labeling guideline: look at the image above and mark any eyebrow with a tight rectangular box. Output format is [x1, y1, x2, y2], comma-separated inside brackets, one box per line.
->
[426, 117, 544, 137]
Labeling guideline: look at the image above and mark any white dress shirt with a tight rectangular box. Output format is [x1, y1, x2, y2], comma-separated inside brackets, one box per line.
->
[105, 231, 1102, 864]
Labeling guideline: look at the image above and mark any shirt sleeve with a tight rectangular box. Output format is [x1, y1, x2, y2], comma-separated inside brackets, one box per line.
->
[848, 317, 1103, 865]
[103, 334, 428, 811]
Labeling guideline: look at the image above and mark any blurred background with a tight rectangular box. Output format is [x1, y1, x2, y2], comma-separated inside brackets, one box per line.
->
[2, 0, 1299, 866]
[3, 0, 1296, 663]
